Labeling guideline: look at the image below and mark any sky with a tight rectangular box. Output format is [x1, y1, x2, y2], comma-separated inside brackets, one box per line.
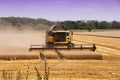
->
[0, 0, 120, 21]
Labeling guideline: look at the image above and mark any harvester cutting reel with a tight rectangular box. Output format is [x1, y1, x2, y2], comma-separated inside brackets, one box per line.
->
[29, 44, 102, 60]
[29, 44, 96, 52]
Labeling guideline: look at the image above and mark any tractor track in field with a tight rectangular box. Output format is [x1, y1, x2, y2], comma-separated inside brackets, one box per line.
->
[73, 39, 120, 52]
[74, 33, 120, 38]
[73, 34, 120, 56]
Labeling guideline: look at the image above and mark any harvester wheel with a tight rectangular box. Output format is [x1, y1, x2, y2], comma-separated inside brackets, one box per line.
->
[46, 42, 54, 48]
[67, 43, 74, 48]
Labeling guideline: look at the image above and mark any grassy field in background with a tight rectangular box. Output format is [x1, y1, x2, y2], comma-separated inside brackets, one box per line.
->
[71, 29, 120, 32]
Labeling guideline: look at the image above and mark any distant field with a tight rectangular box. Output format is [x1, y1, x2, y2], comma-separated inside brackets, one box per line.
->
[73, 32, 120, 61]
[74, 31, 120, 38]
[72, 29, 120, 32]
[0, 30, 120, 80]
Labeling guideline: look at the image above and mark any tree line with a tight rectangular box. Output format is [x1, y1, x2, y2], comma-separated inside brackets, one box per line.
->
[0, 17, 54, 30]
[0, 17, 120, 30]
[60, 20, 120, 30]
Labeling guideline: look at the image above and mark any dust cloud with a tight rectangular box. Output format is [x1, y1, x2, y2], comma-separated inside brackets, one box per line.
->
[0, 30, 45, 55]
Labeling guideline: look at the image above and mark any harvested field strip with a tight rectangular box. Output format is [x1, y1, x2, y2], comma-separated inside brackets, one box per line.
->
[74, 31, 120, 38]
[73, 34, 120, 51]
[73, 34, 120, 60]
[42, 52, 102, 60]
[74, 34, 120, 38]
[0, 55, 39, 60]
[74, 39, 120, 51]
[96, 46, 120, 60]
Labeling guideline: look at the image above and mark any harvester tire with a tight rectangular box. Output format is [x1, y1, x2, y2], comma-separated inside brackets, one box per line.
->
[67, 43, 74, 48]
[46, 42, 54, 48]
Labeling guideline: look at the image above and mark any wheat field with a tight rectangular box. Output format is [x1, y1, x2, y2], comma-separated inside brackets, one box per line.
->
[0, 30, 120, 80]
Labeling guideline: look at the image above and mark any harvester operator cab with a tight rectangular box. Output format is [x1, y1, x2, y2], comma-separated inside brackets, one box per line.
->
[54, 32, 66, 42]
[52, 31, 71, 42]
[46, 30, 73, 48]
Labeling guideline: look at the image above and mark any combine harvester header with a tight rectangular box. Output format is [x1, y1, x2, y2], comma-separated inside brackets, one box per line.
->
[29, 25, 102, 60]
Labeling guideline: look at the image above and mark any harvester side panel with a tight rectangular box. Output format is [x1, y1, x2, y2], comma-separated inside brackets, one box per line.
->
[45, 31, 54, 47]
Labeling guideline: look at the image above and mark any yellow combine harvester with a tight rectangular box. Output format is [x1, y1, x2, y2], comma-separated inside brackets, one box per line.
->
[29, 25, 102, 60]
